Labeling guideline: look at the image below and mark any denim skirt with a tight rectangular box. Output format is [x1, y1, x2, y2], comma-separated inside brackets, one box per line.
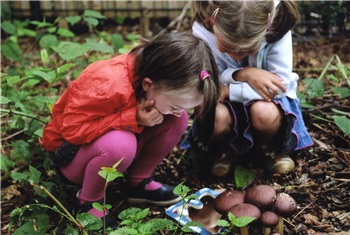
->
[181, 96, 313, 155]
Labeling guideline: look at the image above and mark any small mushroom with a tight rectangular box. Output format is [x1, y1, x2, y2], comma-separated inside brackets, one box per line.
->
[260, 211, 279, 235]
[272, 193, 297, 235]
[245, 184, 276, 209]
[228, 203, 261, 235]
[214, 189, 245, 215]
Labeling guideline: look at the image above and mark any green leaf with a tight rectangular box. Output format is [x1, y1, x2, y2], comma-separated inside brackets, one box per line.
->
[28, 165, 41, 184]
[57, 28, 75, 37]
[233, 216, 256, 227]
[40, 49, 49, 64]
[331, 87, 350, 98]
[303, 78, 326, 99]
[1, 96, 11, 104]
[51, 42, 90, 61]
[84, 9, 106, 19]
[39, 34, 59, 48]
[234, 165, 256, 189]
[11, 171, 31, 181]
[1, 20, 16, 34]
[77, 212, 102, 230]
[63, 226, 80, 235]
[110, 33, 124, 50]
[216, 219, 230, 227]
[66, 16, 82, 26]
[333, 115, 350, 136]
[173, 182, 190, 197]
[47, 26, 57, 33]
[110, 227, 139, 235]
[0, 154, 15, 172]
[86, 42, 114, 54]
[1, 40, 22, 61]
[32, 69, 54, 82]
[13, 221, 36, 234]
[30, 20, 52, 28]
[84, 17, 99, 27]
[17, 28, 36, 37]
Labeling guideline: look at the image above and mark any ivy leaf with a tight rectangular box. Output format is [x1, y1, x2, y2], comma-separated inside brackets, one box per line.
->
[77, 212, 102, 230]
[234, 165, 256, 189]
[51, 42, 90, 61]
[333, 115, 350, 136]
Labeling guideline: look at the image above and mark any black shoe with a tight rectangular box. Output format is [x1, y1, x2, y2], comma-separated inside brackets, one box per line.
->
[127, 178, 181, 206]
[80, 200, 118, 230]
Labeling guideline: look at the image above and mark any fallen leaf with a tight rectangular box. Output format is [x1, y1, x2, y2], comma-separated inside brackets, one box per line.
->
[2, 185, 21, 200]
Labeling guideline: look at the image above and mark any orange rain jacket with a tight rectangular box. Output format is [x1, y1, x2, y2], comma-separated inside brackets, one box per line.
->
[39, 53, 143, 152]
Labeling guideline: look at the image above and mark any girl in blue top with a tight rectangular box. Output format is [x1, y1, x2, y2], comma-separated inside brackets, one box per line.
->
[183, 0, 313, 177]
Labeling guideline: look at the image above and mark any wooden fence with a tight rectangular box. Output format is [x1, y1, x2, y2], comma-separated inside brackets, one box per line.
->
[6, 1, 190, 19]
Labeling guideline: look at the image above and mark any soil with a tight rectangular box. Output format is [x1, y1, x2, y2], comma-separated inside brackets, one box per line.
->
[1, 16, 350, 235]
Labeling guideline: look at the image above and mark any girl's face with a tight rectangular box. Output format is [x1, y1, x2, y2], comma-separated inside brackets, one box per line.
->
[216, 36, 258, 61]
[142, 78, 203, 117]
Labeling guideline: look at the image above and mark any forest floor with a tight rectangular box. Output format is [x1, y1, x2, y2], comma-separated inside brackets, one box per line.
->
[1, 18, 350, 235]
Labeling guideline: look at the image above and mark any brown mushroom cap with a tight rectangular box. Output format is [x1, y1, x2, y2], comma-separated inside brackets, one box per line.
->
[245, 184, 276, 209]
[228, 203, 261, 221]
[272, 193, 297, 217]
[214, 190, 245, 214]
[260, 211, 279, 227]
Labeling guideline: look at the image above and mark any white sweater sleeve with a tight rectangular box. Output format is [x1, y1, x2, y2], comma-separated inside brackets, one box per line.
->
[228, 31, 298, 104]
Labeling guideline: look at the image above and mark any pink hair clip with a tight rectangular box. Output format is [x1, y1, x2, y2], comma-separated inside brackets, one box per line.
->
[210, 8, 220, 25]
[200, 70, 210, 81]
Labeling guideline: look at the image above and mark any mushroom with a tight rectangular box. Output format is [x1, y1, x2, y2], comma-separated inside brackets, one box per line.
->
[274, 157, 295, 174]
[272, 193, 297, 235]
[228, 203, 261, 235]
[213, 189, 245, 215]
[189, 195, 222, 234]
[245, 184, 276, 209]
[260, 211, 279, 235]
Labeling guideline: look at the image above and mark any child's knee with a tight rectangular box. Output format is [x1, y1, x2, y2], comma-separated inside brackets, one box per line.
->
[250, 101, 282, 131]
[213, 103, 232, 139]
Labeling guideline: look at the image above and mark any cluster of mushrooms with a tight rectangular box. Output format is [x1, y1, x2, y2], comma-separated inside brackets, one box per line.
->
[213, 185, 297, 235]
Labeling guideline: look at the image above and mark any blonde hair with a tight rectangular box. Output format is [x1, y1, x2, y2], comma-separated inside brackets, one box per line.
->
[192, 0, 300, 53]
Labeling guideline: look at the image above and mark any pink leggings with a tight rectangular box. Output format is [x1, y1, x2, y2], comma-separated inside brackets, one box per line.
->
[60, 112, 188, 202]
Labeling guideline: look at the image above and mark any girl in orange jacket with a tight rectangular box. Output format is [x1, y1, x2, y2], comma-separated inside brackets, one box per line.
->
[39, 32, 220, 228]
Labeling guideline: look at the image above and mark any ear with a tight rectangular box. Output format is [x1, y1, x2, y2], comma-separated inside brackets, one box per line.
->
[142, 77, 153, 92]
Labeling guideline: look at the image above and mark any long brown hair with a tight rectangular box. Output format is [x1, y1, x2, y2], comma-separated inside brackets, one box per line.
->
[192, 0, 300, 53]
[131, 32, 221, 142]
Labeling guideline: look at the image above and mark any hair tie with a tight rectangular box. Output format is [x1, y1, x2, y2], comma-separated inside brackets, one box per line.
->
[200, 70, 210, 81]
[210, 8, 220, 25]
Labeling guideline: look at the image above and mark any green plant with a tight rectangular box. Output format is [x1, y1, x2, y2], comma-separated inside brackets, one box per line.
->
[1, 11, 144, 234]
[299, 54, 350, 137]
[217, 212, 256, 235]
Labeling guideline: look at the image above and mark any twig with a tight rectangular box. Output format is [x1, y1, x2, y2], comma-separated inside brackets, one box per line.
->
[31, 183, 87, 234]
[152, 1, 191, 40]
[291, 201, 314, 224]
[2, 129, 26, 141]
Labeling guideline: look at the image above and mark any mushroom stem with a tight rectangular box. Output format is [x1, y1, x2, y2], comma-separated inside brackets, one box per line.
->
[239, 226, 249, 235]
[263, 227, 271, 235]
[275, 216, 284, 235]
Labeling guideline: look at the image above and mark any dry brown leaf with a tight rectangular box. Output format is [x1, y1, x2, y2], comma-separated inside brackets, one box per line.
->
[1, 185, 21, 200]
[304, 214, 322, 226]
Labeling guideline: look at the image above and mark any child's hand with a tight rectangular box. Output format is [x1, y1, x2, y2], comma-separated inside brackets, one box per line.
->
[136, 100, 164, 126]
[236, 67, 287, 101]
